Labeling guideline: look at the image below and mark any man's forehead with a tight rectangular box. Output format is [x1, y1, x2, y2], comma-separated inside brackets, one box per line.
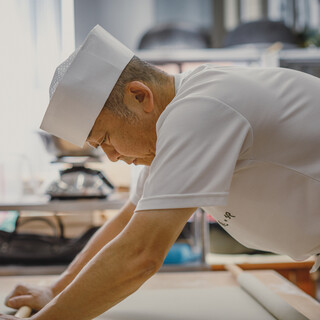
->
[86, 126, 101, 145]
[86, 113, 104, 142]
[87, 128, 94, 141]
[86, 118, 108, 147]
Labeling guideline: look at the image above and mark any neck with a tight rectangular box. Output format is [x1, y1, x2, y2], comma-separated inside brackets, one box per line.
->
[156, 74, 175, 116]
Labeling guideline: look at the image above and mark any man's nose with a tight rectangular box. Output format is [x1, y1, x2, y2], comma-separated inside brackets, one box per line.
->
[101, 145, 120, 162]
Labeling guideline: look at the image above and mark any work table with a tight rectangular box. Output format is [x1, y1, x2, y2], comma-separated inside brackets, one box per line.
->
[1, 271, 319, 319]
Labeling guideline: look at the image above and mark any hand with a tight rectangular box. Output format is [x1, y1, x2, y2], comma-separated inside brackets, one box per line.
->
[0, 315, 31, 320]
[5, 283, 54, 312]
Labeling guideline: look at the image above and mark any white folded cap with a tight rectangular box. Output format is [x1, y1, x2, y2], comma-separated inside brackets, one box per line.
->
[40, 25, 134, 147]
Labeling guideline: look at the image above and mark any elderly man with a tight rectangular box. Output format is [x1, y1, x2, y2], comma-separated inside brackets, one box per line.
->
[1, 25, 320, 320]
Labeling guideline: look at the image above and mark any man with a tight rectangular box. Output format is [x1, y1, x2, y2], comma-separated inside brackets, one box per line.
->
[1, 25, 319, 319]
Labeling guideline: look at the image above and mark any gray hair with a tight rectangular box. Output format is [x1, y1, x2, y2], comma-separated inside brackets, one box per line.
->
[103, 56, 168, 120]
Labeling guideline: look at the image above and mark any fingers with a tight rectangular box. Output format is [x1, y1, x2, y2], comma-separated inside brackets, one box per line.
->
[4, 284, 52, 312]
[5, 284, 29, 305]
[5, 295, 34, 310]
[0, 314, 21, 319]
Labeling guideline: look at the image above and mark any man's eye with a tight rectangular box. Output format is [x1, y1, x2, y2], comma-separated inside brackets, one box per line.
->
[100, 135, 107, 147]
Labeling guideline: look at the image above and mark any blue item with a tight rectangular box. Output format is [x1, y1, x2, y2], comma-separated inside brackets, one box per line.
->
[164, 243, 201, 264]
[0, 211, 19, 232]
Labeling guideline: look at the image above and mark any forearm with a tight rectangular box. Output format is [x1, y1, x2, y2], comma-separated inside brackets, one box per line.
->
[51, 200, 136, 296]
[29, 207, 194, 320]
[32, 227, 158, 320]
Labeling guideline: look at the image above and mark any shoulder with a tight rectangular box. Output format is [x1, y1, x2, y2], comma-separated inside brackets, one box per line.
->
[157, 93, 251, 140]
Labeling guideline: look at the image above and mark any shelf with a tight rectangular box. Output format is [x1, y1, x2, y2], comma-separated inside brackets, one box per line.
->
[137, 47, 263, 64]
[0, 193, 128, 213]
[138, 47, 320, 65]
[279, 48, 320, 65]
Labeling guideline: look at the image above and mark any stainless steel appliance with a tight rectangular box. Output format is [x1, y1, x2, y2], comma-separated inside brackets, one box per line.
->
[39, 132, 114, 200]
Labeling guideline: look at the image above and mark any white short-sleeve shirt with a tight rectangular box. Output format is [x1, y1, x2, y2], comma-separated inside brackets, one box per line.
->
[130, 65, 320, 263]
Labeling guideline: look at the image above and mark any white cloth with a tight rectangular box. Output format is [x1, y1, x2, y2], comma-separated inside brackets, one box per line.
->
[41, 25, 134, 147]
[130, 65, 320, 269]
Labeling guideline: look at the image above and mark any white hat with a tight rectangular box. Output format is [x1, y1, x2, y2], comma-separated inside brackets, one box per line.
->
[40, 25, 134, 147]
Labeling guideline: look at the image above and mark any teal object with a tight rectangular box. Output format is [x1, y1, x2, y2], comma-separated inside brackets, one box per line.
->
[0, 211, 19, 232]
[164, 243, 201, 264]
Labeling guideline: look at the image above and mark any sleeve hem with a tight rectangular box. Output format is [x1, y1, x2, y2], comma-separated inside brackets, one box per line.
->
[129, 193, 141, 206]
[135, 193, 228, 211]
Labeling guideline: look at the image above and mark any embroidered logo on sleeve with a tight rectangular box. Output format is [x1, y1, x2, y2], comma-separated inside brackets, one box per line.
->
[218, 212, 236, 227]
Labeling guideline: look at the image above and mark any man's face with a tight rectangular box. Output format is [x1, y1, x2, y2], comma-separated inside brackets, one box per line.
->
[86, 108, 156, 166]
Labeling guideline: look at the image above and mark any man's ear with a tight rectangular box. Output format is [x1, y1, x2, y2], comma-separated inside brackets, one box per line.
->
[125, 81, 154, 113]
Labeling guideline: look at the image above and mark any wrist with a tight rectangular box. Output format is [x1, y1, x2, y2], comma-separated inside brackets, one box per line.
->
[50, 281, 65, 297]
[50, 271, 75, 297]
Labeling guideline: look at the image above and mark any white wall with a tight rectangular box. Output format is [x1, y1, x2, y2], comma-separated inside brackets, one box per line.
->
[73, 0, 214, 50]
[74, 0, 155, 50]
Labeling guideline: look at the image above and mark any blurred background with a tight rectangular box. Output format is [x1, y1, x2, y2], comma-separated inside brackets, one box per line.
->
[0, 0, 319, 193]
[0, 0, 319, 299]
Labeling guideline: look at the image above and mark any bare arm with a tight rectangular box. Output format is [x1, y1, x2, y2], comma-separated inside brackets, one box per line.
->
[51, 200, 136, 296]
[30, 207, 196, 320]
[5, 200, 136, 310]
